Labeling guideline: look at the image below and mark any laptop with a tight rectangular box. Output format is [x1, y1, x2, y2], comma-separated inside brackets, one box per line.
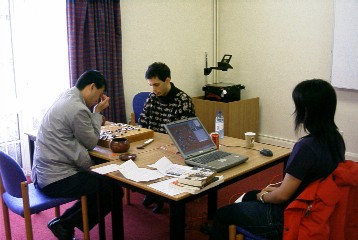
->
[164, 117, 248, 172]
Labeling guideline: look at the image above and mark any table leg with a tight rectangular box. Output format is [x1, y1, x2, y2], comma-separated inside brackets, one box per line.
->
[169, 201, 186, 240]
[97, 189, 106, 240]
[111, 184, 124, 240]
[207, 191, 218, 220]
[27, 136, 35, 168]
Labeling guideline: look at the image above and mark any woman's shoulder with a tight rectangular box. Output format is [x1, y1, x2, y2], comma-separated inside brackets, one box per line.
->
[290, 135, 323, 159]
[294, 135, 316, 148]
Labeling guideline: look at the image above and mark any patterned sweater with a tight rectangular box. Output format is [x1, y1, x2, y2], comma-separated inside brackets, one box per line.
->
[138, 83, 196, 133]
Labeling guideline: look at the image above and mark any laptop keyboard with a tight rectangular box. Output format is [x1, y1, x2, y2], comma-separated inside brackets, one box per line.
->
[191, 151, 231, 164]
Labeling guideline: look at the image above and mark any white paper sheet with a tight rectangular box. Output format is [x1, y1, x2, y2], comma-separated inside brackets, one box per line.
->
[117, 160, 164, 182]
[92, 163, 122, 175]
[148, 175, 224, 196]
[148, 156, 192, 177]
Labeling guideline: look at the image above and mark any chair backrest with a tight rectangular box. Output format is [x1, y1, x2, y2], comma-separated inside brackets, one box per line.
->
[0, 150, 27, 198]
[132, 92, 150, 123]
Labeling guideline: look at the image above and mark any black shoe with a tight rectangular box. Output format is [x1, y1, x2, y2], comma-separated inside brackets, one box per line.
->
[48, 217, 60, 226]
[200, 222, 213, 235]
[142, 195, 156, 207]
[48, 218, 74, 240]
[152, 200, 164, 214]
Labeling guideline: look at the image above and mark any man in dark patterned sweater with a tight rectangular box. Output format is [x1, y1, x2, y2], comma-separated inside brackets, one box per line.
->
[138, 62, 196, 133]
[138, 62, 196, 212]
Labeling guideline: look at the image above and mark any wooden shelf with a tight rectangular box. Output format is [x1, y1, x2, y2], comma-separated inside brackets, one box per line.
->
[192, 97, 259, 140]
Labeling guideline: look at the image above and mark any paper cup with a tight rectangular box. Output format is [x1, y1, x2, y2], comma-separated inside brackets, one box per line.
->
[244, 132, 256, 148]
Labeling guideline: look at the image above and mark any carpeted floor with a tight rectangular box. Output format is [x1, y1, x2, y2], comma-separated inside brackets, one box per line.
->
[0, 163, 283, 240]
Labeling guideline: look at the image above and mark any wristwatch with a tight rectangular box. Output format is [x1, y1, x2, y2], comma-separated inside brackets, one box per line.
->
[259, 191, 269, 203]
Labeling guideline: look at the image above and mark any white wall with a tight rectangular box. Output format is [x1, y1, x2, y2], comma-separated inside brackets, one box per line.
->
[121, 0, 358, 161]
[121, 0, 214, 112]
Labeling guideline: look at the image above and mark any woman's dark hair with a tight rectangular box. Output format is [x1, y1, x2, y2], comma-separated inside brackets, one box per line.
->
[145, 62, 171, 81]
[292, 79, 345, 160]
[75, 70, 107, 91]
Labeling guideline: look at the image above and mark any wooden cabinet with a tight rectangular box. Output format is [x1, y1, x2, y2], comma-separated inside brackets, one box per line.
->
[192, 97, 259, 140]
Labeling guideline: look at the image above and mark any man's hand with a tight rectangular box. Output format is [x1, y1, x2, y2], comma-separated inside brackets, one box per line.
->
[94, 95, 110, 113]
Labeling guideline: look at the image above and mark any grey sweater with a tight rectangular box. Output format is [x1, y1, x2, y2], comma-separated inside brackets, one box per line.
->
[32, 87, 103, 188]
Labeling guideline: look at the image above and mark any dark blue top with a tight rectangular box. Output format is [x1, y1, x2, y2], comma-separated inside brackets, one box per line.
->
[284, 134, 345, 202]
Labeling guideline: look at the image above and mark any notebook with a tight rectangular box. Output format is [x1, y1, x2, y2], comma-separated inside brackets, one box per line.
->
[164, 117, 248, 172]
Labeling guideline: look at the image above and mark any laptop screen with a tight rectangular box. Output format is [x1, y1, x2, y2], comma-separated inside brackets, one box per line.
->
[165, 117, 217, 156]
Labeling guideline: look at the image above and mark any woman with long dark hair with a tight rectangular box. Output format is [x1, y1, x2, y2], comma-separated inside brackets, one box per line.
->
[209, 79, 345, 240]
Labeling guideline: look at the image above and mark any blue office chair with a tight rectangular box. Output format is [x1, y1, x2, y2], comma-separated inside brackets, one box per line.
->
[0, 150, 89, 240]
[229, 225, 267, 240]
[131, 92, 150, 125]
[126, 91, 151, 205]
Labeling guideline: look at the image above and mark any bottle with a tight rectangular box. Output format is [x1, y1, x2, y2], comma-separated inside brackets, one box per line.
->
[215, 111, 224, 139]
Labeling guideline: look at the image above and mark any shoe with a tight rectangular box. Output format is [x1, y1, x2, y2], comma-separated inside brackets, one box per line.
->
[48, 217, 60, 226]
[200, 222, 213, 235]
[142, 195, 156, 207]
[152, 200, 164, 214]
[48, 218, 75, 240]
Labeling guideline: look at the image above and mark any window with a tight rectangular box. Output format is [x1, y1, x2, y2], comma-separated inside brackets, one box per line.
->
[0, 1, 21, 164]
[0, 0, 69, 170]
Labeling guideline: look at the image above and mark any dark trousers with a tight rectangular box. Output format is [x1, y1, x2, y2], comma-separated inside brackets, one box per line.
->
[41, 171, 123, 231]
[210, 190, 284, 240]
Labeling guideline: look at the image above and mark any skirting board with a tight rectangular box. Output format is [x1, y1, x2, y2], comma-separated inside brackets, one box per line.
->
[258, 134, 358, 162]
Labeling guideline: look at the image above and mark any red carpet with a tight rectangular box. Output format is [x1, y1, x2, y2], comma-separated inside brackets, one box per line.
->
[0, 164, 282, 240]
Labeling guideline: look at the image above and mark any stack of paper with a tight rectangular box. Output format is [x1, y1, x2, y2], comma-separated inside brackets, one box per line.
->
[92, 160, 164, 182]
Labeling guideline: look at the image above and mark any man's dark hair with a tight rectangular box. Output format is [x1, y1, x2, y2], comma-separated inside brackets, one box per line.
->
[145, 62, 171, 81]
[76, 70, 107, 91]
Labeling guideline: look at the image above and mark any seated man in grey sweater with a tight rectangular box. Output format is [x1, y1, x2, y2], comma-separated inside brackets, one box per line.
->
[32, 70, 123, 239]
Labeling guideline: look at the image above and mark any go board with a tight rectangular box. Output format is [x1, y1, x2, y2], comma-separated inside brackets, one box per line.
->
[97, 123, 154, 148]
